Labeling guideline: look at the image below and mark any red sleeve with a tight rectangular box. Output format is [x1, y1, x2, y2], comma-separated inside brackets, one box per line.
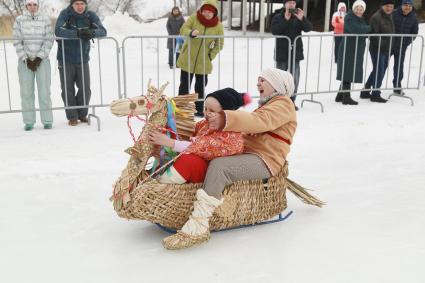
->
[187, 131, 244, 160]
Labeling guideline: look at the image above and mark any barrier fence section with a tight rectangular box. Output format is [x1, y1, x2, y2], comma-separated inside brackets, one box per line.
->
[293, 33, 424, 111]
[0, 36, 121, 130]
[121, 35, 291, 101]
[1, 33, 424, 127]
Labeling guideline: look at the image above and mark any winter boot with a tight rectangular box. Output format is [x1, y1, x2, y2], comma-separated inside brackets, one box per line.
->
[393, 89, 405, 95]
[360, 90, 371, 99]
[194, 101, 204, 117]
[342, 94, 358, 105]
[335, 92, 343, 102]
[163, 189, 222, 250]
[370, 95, 387, 103]
[24, 124, 34, 131]
[43, 124, 52, 129]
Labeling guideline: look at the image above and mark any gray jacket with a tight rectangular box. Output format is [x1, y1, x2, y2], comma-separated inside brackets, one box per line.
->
[166, 14, 185, 49]
[369, 8, 395, 55]
[13, 10, 53, 61]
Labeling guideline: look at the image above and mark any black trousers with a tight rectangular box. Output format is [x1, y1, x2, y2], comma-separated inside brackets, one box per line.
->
[178, 70, 208, 114]
[58, 63, 91, 120]
[339, 81, 351, 94]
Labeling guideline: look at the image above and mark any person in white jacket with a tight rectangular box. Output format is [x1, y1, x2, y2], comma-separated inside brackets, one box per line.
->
[13, 0, 54, 131]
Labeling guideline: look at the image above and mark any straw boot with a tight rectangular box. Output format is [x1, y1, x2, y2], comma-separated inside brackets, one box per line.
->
[163, 189, 222, 250]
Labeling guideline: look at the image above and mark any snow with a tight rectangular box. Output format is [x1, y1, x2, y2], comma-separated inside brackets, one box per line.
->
[1, 11, 425, 283]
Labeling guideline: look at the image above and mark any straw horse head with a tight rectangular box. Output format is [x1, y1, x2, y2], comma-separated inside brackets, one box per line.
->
[110, 80, 197, 211]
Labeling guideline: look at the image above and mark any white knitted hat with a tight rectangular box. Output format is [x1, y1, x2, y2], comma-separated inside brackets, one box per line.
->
[25, 0, 39, 5]
[352, 0, 366, 11]
[258, 68, 295, 97]
[337, 2, 346, 11]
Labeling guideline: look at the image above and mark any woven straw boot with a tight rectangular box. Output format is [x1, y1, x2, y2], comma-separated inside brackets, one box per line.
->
[163, 189, 222, 250]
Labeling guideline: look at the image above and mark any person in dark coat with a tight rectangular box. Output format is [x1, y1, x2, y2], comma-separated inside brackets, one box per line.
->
[166, 6, 185, 68]
[270, 0, 312, 109]
[360, 0, 395, 103]
[336, 0, 371, 105]
[55, 0, 107, 126]
[391, 0, 418, 94]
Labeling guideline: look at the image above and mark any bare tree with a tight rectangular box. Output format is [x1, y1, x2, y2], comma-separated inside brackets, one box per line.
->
[0, 0, 23, 17]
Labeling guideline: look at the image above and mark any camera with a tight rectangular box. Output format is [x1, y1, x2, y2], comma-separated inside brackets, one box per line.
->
[288, 8, 298, 14]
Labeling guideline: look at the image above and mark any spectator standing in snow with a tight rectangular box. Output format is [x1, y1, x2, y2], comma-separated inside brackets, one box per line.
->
[331, 2, 347, 63]
[360, 0, 395, 103]
[335, 0, 371, 105]
[13, 0, 54, 131]
[55, 0, 107, 126]
[177, 0, 224, 117]
[166, 6, 185, 69]
[270, 0, 312, 110]
[162, 68, 297, 250]
[391, 0, 418, 95]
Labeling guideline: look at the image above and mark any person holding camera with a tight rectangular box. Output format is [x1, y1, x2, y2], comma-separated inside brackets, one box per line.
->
[271, 0, 312, 110]
[55, 0, 107, 126]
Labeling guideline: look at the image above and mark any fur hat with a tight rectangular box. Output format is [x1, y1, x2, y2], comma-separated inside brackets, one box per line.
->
[70, 0, 87, 5]
[352, 0, 366, 11]
[206, 88, 251, 111]
[381, 0, 395, 5]
[25, 0, 38, 5]
[258, 68, 295, 97]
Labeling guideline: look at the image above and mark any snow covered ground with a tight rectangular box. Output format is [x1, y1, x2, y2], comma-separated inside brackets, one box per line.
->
[1, 12, 425, 283]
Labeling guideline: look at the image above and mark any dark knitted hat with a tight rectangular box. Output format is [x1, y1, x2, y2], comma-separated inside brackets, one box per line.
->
[206, 88, 251, 111]
[70, 0, 87, 5]
[381, 0, 395, 5]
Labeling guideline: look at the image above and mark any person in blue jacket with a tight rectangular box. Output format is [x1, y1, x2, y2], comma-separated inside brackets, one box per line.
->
[55, 0, 106, 126]
[391, 0, 418, 95]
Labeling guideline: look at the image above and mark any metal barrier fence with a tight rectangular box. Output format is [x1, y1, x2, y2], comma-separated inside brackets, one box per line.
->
[0, 36, 121, 130]
[121, 35, 291, 100]
[293, 33, 424, 111]
[1, 33, 424, 128]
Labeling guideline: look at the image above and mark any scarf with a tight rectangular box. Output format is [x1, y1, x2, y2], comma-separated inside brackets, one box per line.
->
[196, 10, 219, 27]
[258, 92, 283, 107]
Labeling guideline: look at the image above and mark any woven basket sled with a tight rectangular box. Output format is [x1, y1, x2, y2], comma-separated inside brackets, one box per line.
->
[110, 81, 324, 231]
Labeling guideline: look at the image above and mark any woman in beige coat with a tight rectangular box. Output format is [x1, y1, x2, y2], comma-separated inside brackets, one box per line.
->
[163, 68, 297, 250]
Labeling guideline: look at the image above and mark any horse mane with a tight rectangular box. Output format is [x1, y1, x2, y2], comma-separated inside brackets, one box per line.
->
[110, 80, 198, 210]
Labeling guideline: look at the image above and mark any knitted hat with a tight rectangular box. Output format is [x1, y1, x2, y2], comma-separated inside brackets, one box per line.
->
[402, 0, 413, 5]
[25, 0, 38, 5]
[381, 0, 395, 5]
[352, 0, 366, 11]
[258, 68, 295, 97]
[283, 0, 297, 4]
[70, 0, 87, 5]
[337, 2, 347, 11]
[206, 88, 251, 111]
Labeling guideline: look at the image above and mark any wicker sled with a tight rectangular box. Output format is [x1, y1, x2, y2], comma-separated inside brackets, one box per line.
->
[110, 81, 324, 231]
